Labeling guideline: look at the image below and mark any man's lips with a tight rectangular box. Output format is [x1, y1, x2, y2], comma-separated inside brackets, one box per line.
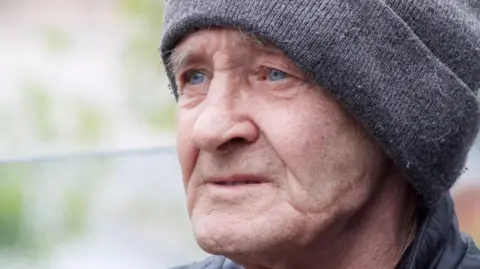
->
[205, 175, 268, 186]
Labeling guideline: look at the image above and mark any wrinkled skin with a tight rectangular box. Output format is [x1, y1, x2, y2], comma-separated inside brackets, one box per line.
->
[171, 28, 413, 269]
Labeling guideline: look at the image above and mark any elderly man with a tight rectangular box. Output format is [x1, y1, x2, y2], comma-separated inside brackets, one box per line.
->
[160, 1, 480, 268]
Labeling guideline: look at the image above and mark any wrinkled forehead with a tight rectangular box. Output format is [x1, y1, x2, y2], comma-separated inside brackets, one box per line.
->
[171, 27, 265, 58]
[168, 27, 281, 74]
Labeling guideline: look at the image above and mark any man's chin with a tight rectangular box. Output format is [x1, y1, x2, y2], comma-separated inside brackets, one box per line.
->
[191, 216, 276, 256]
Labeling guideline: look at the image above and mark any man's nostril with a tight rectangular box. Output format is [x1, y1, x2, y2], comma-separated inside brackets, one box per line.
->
[217, 137, 247, 151]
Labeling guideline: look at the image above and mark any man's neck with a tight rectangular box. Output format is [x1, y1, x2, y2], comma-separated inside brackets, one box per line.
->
[244, 172, 417, 269]
[324, 175, 417, 269]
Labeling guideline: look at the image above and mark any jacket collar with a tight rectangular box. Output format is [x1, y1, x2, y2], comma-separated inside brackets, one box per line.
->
[396, 193, 467, 269]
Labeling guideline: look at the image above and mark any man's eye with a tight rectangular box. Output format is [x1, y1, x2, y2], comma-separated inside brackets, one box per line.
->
[267, 69, 288, 81]
[185, 70, 206, 85]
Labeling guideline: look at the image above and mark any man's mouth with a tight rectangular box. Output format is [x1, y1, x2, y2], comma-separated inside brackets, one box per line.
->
[207, 175, 267, 187]
[205, 175, 269, 198]
[214, 180, 262, 186]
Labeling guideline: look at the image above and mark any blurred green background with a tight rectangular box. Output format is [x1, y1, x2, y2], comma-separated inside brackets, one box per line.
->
[0, 1, 478, 268]
[0, 1, 206, 268]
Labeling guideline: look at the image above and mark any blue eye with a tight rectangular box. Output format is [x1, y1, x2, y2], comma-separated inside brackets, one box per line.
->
[267, 69, 288, 81]
[186, 71, 206, 85]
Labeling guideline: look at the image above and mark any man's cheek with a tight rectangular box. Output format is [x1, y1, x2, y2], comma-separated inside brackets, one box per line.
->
[176, 124, 197, 184]
[178, 146, 196, 186]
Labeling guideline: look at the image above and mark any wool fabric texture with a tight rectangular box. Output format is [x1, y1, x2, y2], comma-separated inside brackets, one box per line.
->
[160, 0, 480, 207]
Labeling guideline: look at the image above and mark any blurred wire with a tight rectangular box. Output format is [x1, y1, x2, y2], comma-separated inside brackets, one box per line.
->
[0, 146, 176, 165]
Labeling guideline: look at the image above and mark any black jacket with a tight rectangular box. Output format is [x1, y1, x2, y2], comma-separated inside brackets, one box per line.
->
[174, 194, 480, 269]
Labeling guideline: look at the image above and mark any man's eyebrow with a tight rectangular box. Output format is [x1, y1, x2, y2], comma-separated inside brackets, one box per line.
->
[168, 47, 198, 75]
[167, 31, 286, 75]
[239, 32, 291, 58]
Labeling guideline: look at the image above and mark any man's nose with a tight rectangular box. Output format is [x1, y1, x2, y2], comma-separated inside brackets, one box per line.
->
[191, 100, 259, 153]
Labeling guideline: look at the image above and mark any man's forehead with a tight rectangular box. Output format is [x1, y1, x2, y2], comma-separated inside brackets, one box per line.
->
[174, 28, 268, 50]
[169, 28, 282, 72]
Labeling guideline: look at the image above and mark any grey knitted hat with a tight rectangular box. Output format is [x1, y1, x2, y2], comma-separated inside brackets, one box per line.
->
[160, 0, 480, 207]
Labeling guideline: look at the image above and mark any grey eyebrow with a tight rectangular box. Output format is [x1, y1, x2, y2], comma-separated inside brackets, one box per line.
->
[166, 29, 280, 76]
[167, 47, 197, 75]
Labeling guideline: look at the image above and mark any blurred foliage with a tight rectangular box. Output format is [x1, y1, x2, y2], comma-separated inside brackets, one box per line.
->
[4, 0, 175, 153]
[42, 27, 72, 53]
[0, 107, 11, 149]
[61, 160, 109, 237]
[2, 2, 176, 261]
[0, 161, 110, 262]
[0, 164, 33, 252]
[18, 77, 107, 148]
[147, 102, 176, 131]
[62, 190, 88, 236]
[119, 0, 177, 131]
[120, 0, 165, 68]
[22, 80, 58, 142]
[0, 175, 23, 248]
[72, 99, 106, 145]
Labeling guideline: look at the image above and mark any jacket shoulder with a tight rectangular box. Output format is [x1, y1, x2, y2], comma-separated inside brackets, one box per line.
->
[171, 256, 242, 269]
[458, 234, 480, 269]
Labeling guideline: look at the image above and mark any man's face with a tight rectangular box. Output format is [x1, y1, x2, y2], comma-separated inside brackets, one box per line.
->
[172, 29, 387, 256]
